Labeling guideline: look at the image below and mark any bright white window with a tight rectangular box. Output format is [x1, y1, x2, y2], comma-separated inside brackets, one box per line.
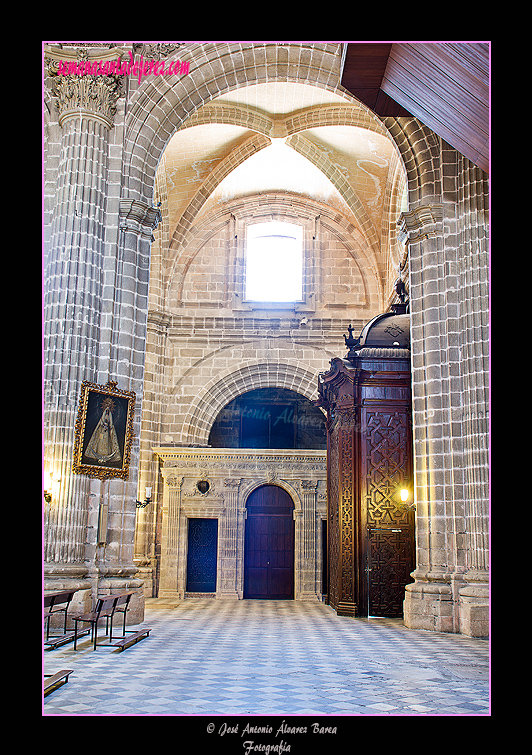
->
[245, 222, 303, 302]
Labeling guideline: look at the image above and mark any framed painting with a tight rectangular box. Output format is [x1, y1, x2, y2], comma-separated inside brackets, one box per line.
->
[72, 380, 136, 480]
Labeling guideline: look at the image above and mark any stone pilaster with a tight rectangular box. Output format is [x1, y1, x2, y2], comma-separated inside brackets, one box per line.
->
[158, 472, 184, 598]
[297, 480, 319, 600]
[217, 479, 242, 598]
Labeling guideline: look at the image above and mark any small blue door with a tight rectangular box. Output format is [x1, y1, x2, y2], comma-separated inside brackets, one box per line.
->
[186, 518, 218, 592]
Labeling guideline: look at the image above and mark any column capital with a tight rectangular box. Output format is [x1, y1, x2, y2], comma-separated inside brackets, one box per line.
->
[45, 46, 125, 129]
[223, 478, 242, 489]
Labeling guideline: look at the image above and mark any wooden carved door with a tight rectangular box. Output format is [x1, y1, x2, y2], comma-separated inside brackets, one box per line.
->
[244, 485, 295, 599]
[362, 408, 415, 617]
[367, 527, 414, 617]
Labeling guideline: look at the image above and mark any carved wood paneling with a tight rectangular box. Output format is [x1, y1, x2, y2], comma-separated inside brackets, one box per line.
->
[363, 409, 411, 528]
[318, 331, 415, 618]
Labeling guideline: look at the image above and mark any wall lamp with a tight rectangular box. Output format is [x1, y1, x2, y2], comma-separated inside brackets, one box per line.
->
[136, 487, 152, 508]
[399, 487, 416, 511]
[44, 472, 58, 504]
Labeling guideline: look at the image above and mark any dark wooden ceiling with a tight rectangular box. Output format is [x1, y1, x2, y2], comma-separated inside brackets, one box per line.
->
[341, 42, 489, 174]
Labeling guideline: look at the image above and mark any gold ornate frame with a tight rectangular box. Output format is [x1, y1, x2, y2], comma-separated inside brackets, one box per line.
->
[72, 380, 136, 480]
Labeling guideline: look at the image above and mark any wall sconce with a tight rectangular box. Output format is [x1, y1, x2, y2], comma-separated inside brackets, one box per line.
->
[44, 472, 58, 503]
[136, 487, 152, 508]
[399, 487, 416, 511]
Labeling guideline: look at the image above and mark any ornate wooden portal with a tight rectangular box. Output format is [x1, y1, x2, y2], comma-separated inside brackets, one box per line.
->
[317, 304, 414, 617]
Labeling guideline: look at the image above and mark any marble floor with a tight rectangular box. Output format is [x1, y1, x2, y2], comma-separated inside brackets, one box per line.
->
[43, 598, 490, 723]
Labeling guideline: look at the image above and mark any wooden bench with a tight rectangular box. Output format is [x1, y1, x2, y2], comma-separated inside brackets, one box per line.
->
[44, 628, 90, 650]
[44, 669, 73, 696]
[107, 591, 150, 651]
[109, 591, 135, 638]
[72, 595, 121, 650]
[110, 627, 151, 651]
[43, 589, 78, 640]
[71, 591, 151, 651]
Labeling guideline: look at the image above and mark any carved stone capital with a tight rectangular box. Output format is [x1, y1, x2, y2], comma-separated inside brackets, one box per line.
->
[45, 46, 125, 129]
[224, 478, 242, 489]
[166, 475, 183, 489]
[132, 43, 184, 60]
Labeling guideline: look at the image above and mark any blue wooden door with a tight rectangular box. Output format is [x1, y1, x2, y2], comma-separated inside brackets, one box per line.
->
[186, 518, 218, 592]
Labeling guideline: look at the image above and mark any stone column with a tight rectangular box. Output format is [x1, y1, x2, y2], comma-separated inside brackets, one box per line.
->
[399, 204, 452, 631]
[43, 48, 159, 622]
[217, 479, 242, 599]
[43, 49, 124, 613]
[455, 162, 490, 637]
[400, 179, 489, 636]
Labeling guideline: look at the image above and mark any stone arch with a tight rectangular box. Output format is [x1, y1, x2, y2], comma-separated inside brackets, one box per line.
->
[121, 44, 434, 307]
[162, 100, 402, 280]
[166, 132, 271, 257]
[179, 361, 321, 446]
[287, 133, 381, 263]
[241, 479, 302, 513]
[177, 102, 390, 142]
[383, 117, 443, 206]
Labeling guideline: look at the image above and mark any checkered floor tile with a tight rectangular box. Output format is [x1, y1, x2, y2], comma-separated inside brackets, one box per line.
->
[43, 599, 489, 717]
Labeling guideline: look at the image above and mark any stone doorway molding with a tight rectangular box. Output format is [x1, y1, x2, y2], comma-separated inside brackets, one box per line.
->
[153, 447, 327, 601]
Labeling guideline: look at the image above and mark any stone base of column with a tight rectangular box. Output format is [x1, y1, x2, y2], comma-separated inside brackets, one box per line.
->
[159, 588, 184, 599]
[459, 576, 489, 638]
[44, 564, 93, 631]
[97, 576, 145, 624]
[403, 576, 456, 634]
[296, 592, 322, 602]
[216, 590, 241, 600]
[404, 570, 489, 637]
[134, 565, 155, 598]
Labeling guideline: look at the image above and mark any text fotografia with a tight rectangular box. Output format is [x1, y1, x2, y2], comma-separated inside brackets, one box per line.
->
[209, 720, 338, 752]
[56, 52, 190, 83]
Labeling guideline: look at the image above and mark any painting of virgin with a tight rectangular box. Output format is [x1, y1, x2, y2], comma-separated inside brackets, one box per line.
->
[72, 380, 136, 479]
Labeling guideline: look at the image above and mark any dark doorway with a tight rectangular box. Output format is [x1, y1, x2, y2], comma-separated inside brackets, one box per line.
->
[244, 485, 295, 599]
[186, 518, 218, 592]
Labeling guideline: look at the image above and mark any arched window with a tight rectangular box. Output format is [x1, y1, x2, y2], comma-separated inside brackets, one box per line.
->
[245, 222, 303, 302]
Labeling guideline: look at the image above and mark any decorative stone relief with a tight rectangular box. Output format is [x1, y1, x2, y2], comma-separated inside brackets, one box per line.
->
[153, 447, 327, 601]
